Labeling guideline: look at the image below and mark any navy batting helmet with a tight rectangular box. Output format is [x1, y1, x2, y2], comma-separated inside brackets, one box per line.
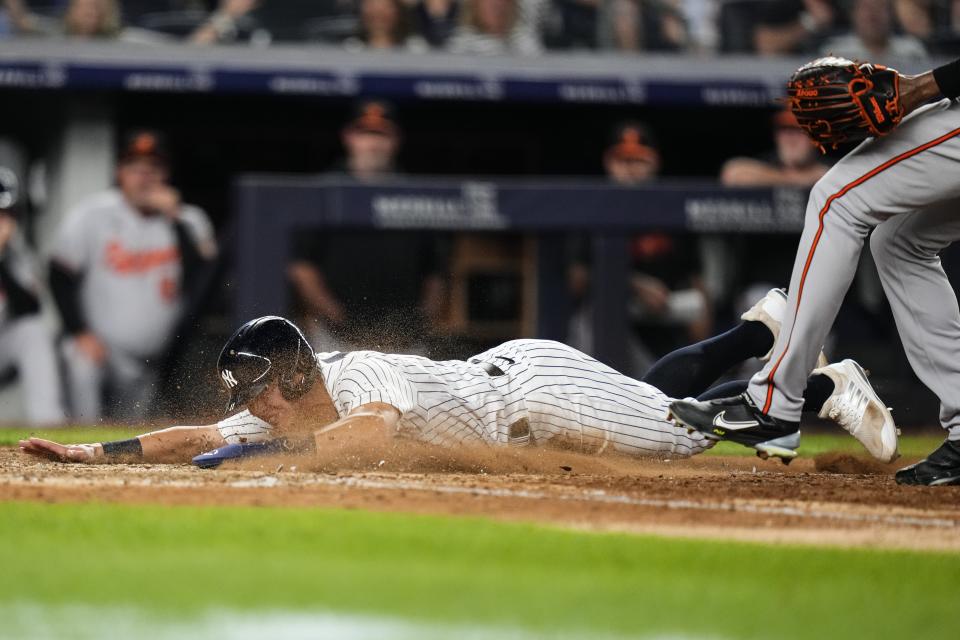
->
[217, 316, 318, 413]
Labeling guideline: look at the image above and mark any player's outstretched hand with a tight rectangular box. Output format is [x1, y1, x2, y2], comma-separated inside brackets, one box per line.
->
[18, 437, 100, 463]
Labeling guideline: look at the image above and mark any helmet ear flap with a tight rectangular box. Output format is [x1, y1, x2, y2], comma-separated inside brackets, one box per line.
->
[279, 367, 316, 402]
[278, 341, 318, 402]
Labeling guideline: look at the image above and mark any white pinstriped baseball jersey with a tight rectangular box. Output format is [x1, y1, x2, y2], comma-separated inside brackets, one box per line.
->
[218, 339, 710, 457]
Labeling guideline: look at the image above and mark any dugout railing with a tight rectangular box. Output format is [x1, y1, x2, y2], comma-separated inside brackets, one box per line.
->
[233, 175, 809, 372]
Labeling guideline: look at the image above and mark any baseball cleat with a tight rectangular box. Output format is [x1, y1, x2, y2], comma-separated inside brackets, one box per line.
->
[813, 359, 900, 463]
[895, 440, 960, 486]
[668, 393, 800, 464]
[742, 288, 828, 367]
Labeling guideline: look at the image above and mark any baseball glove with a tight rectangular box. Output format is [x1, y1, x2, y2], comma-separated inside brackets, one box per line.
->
[786, 56, 904, 151]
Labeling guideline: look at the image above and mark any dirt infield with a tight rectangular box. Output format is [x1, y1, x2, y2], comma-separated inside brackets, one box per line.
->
[2, 445, 959, 552]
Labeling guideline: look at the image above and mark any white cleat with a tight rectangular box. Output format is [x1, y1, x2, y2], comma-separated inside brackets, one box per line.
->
[741, 288, 828, 368]
[813, 359, 900, 463]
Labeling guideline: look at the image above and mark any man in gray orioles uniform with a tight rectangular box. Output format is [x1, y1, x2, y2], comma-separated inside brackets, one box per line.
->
[668, 58, 960, 485]
[49, 131, 217, 422]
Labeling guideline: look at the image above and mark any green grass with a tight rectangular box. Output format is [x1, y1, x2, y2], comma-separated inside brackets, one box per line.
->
[0, 501, 956, 640]
[1, 426, 945, 459]
[0, 426, 151, 447]
[707, 431, 944, 459]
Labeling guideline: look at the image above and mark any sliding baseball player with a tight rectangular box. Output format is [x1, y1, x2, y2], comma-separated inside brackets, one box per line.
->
[20, 291, 898, 465]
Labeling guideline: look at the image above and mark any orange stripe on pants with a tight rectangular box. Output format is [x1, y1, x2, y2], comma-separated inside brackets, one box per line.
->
[762, 126, 960, 414]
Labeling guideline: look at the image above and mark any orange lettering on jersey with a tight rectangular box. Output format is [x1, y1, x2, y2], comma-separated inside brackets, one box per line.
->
[105, 241, 180, 274]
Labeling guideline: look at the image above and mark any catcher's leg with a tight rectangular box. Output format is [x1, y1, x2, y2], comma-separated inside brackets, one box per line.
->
[870, 202, 960, 439]
[747, 98, 960, 423]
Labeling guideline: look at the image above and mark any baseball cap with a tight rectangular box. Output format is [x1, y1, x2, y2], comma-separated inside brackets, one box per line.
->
[773, 108, 802, 130]
[119, 129, 170, 165]
[345, 100, 399, 136]
[607, 122, 658, 161]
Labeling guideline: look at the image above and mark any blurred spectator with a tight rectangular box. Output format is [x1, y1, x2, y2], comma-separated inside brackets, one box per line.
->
[3, 0, 169, 41]
[120, 1, 220, 40]
[411, 0, 460, 47]
[343, 100, 402, 178]
[545, 0, 598, 49]
[246, 1, 358, 44]
[447, 0, 544, 55]
[287, 101, 448, 354]
[0, 158, 66, 426]
[1, 0, 33, 36]
[678, 0, 720, 50]
[63, 0, 120, 37]
[893, 0, 932, 39]
[121, 1, 215, 24]
[754, 0, 843, 55]
[49, 131, 217, 422]
[820, 0, 928, 60]
[597, 0, 690, 52]
[189, 0, 257, 44]
[343, 0, 428, 51]
[721, 109, 828, 187]
[569, 122, 711, 375]
[891, 0, 960, 47]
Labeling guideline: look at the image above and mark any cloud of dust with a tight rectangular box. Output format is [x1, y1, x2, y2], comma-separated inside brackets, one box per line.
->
[223, 433, 658, 476]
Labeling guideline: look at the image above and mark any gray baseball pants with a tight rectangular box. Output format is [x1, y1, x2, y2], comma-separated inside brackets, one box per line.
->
[747, 98, 960, 439]
[62, 338, 157, 423]
[0, 315, 66, 425]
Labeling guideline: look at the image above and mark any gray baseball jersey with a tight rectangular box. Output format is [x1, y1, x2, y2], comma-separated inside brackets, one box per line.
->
[748, 98, 960, 437]
[219, 339, 710, 457]
[52, 189, 214, 358]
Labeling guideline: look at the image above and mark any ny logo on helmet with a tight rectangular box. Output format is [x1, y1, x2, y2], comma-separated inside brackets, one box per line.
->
[221, 369, 239, 388]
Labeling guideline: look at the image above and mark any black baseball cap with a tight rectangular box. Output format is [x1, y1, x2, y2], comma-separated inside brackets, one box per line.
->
[119, 129, 170, 165]
[607, 122, 658, 161]
[345, 100, 399, 136]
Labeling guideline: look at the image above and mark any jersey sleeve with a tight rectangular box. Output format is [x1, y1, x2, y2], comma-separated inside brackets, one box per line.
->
[331, 357, 417, 415]
[216, 409, 274, 444]
[178, 205, 217, 247]
[50, 207, 93, 272]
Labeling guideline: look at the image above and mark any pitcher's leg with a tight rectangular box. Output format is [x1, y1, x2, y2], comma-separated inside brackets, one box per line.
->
[870, 204, 960, 437]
